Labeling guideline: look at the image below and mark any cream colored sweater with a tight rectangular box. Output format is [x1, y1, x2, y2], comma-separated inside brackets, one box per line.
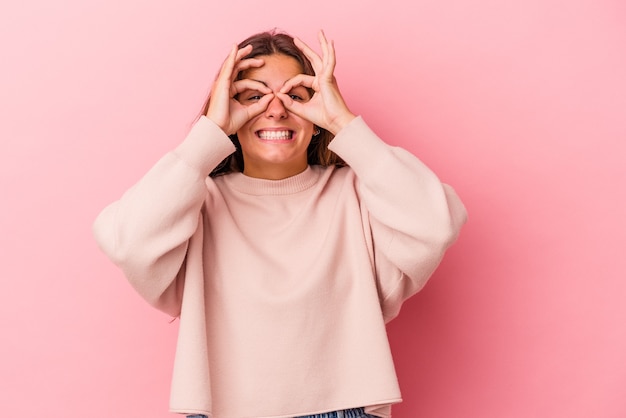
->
[93, 116, 467, 418]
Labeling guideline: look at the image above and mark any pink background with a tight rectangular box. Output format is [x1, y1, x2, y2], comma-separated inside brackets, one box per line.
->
[1, 0, 625, 417]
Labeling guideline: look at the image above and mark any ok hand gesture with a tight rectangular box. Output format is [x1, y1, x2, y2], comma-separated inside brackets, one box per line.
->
[277, 31, 356, 135]
[206, 44, 274, 135]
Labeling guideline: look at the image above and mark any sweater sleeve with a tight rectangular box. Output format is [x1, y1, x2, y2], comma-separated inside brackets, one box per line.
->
[328, 117, 467, 322]
[93, 116, 236, 317]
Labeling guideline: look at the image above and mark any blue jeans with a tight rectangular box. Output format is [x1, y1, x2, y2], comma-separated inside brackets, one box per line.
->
[296, 407, 376, 418]
[187, 407, 376, 418]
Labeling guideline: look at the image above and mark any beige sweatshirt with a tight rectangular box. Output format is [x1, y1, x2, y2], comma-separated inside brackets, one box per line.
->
[93, 116, 467, 418]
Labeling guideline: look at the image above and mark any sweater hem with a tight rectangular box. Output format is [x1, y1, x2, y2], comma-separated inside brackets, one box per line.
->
[169, 398, 401, 418]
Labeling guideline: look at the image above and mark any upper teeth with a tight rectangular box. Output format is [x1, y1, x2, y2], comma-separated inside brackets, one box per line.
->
[258, 130, 290, 140]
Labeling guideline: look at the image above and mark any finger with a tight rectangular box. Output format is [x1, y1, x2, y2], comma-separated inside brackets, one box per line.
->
[232, 78, 273, 95]
[276, 92, 306, 117]
[234, 57, 264, 73]
[294, 37, 323, 72]
[235, 44, 253, 61]
[229, 56, 266, 96]
[318, 30, 329, 63]
[246, 93, 275, 118]
[280, 74, 316, 94]
[324, 37, 337, 76]
[212, 45, 242, 100]
[224, 45, 254, 82]
[218, 45, 239, 77]
[209, 45, 237, 102]
[318, 30, 336, 78]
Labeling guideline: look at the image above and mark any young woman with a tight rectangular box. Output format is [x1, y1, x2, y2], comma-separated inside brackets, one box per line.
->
[93, 30, 467, 418]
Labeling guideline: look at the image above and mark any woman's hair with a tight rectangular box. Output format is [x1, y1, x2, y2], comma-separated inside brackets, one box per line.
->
[203, 29, 345, 177]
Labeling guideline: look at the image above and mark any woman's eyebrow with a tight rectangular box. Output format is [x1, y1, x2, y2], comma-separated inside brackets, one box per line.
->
[251, 79, 268, 87]
[248, 79, 304, 91]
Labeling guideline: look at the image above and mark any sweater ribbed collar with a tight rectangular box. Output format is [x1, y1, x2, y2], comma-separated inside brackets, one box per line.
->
[223, 165, 322, 196]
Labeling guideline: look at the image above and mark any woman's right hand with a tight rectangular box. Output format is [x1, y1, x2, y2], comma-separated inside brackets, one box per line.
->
[206, 44, 274, 135]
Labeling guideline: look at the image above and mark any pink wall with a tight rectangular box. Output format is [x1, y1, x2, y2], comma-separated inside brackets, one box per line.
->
[1, 0, 624, 417]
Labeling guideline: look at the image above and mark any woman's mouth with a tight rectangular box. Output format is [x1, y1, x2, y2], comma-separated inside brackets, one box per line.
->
[256, 130, 294, 141]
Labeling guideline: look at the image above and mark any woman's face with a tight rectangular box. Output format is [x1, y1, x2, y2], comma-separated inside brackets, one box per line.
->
[236, 54, 314, 180]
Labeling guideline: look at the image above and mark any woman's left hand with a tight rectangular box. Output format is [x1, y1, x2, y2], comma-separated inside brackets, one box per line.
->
[277, 31, 356, 135]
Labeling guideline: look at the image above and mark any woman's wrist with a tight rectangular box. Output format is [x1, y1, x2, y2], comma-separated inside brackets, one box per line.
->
[328, 112, 357, 135]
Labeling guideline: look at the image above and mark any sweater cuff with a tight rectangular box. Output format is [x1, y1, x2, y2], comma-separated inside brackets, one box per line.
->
[173, 116, 236, 176]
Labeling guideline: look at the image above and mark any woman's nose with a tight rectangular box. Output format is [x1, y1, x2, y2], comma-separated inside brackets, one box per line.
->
[265, 95, 287, 119]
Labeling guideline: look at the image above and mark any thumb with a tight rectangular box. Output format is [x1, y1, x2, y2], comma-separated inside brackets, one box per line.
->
[276, 92, 306, 118]
[248, 93, 274, 117]
[246, 93, 275, 119]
